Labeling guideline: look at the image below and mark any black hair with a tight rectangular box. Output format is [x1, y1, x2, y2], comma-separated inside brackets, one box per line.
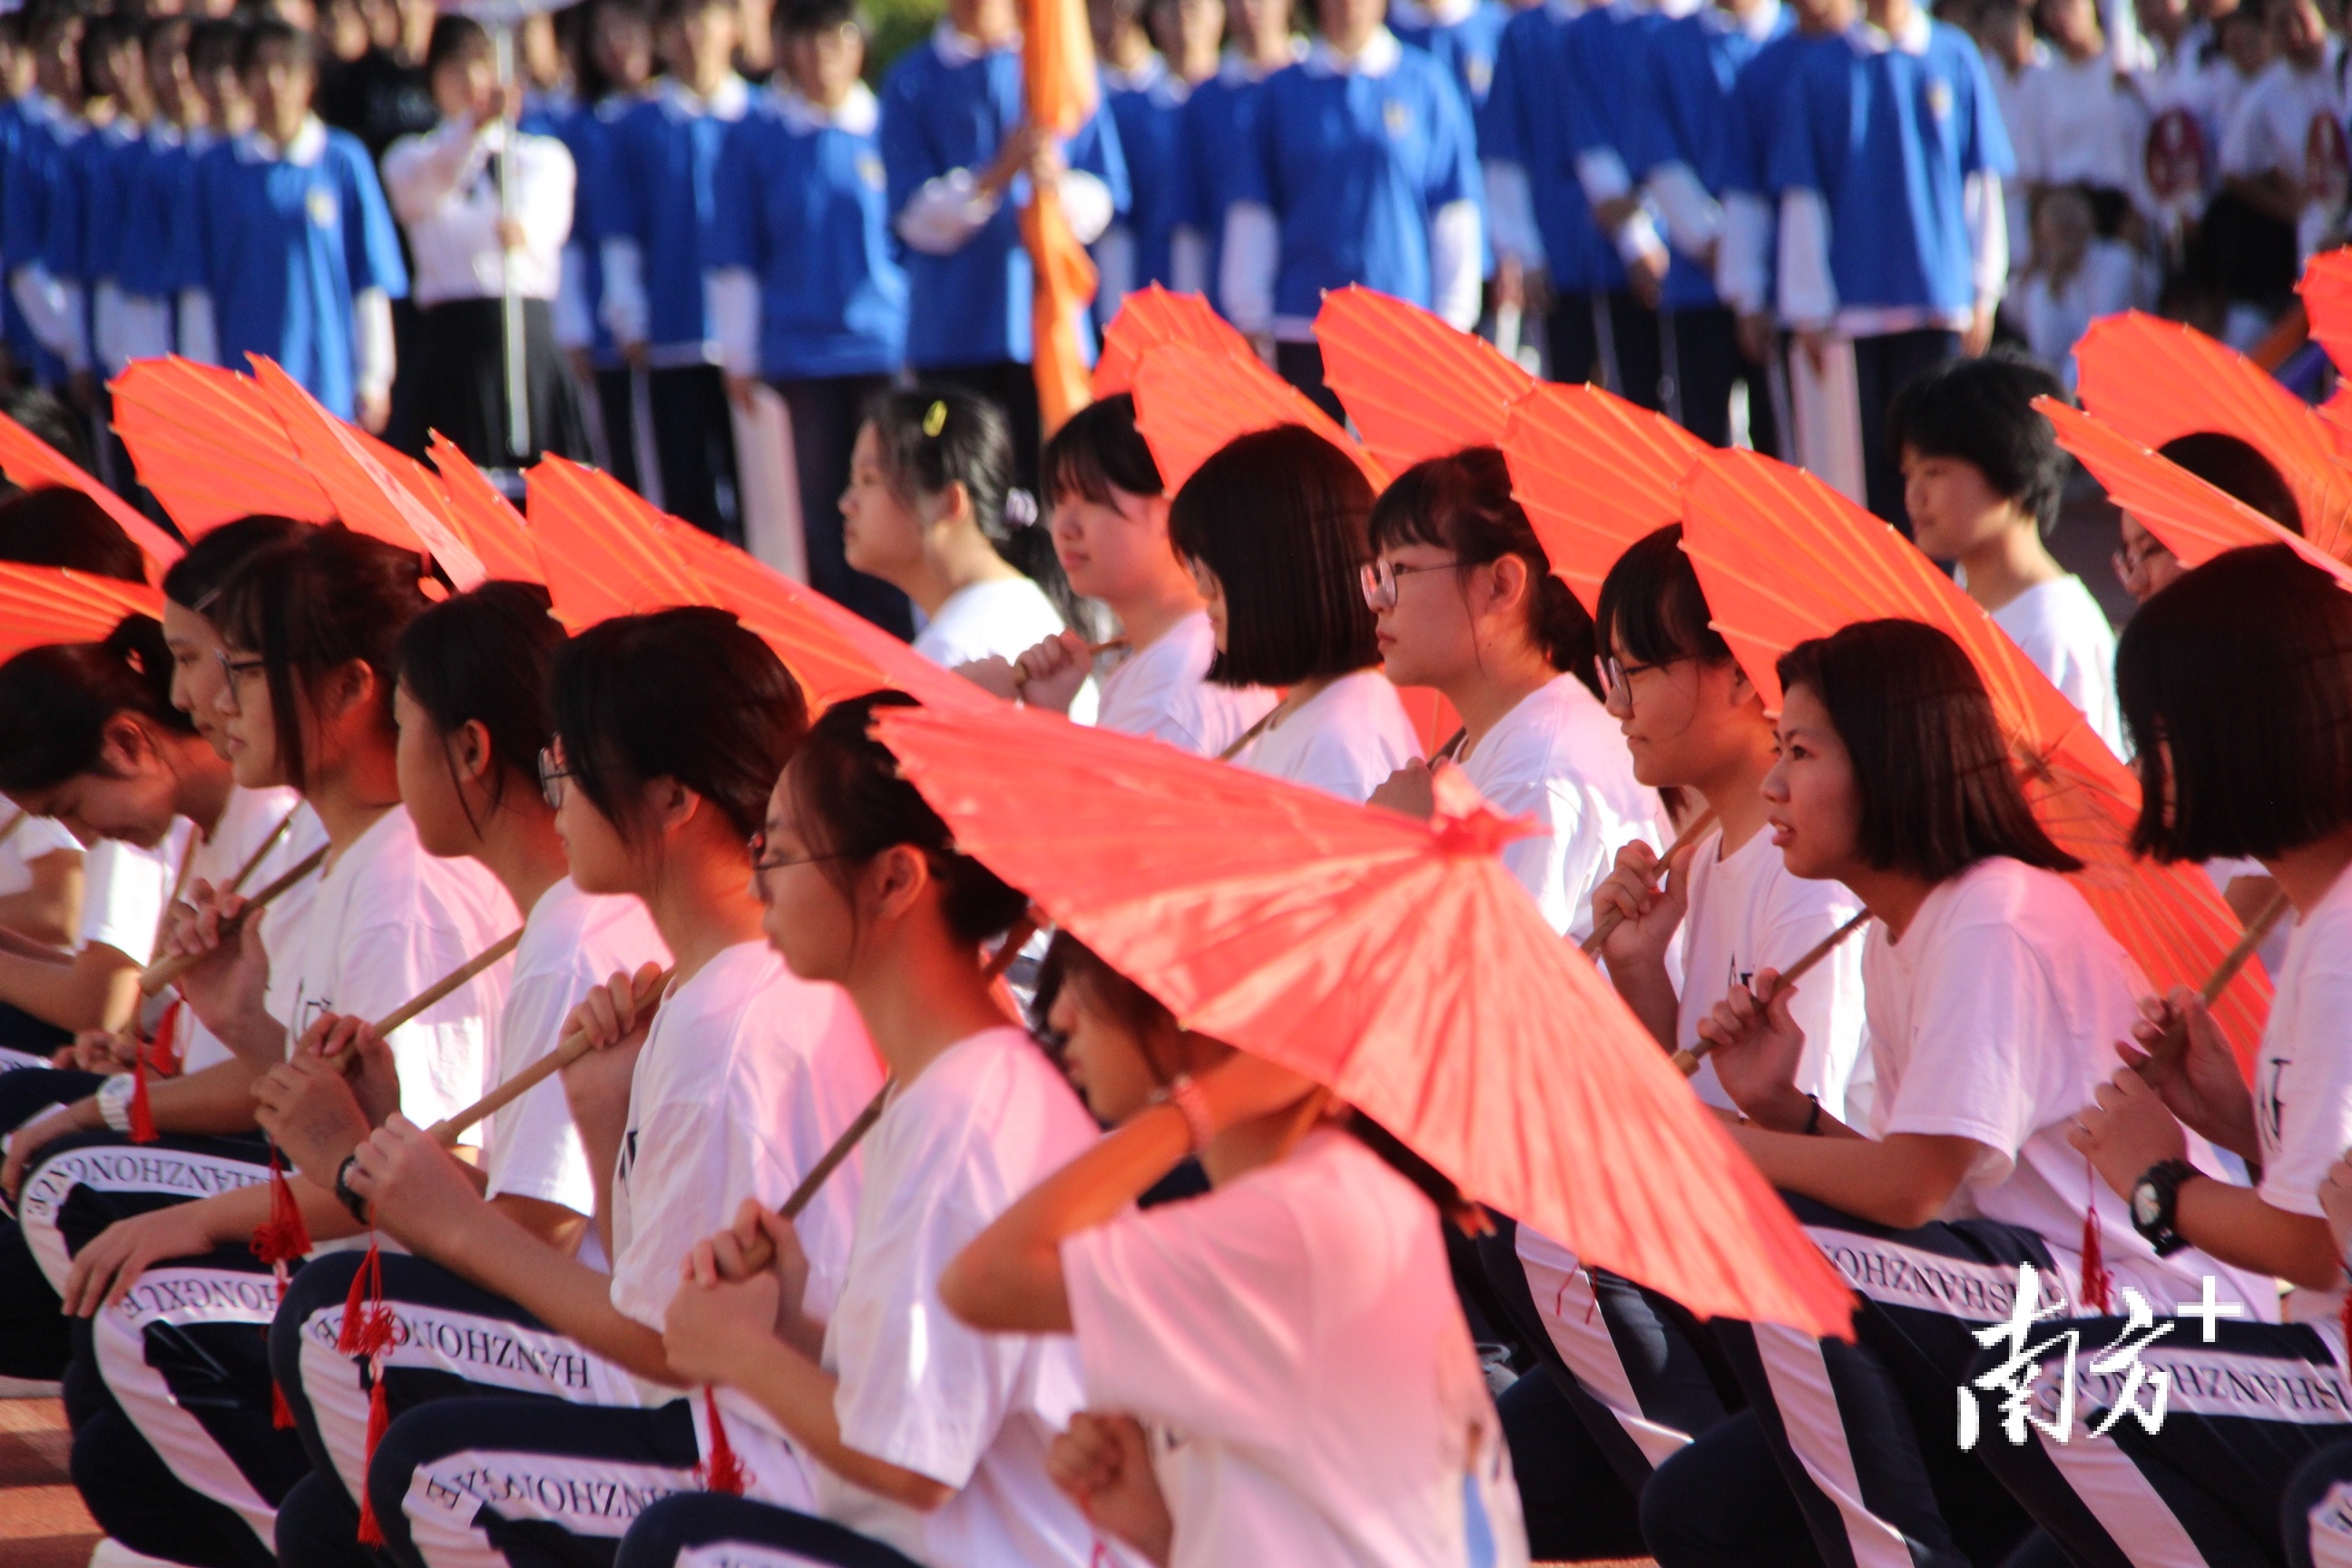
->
[160, 515, 309, 614]
[778, 0, 868, 36]
[1040, 392, 1162, 509]
[142, 15, 192, 64]
[2116, 544, 2352, 861]
[1367, 446, 1600, 697]
[655, 0, 734, 28]
[861, 386, 1092, 634]
[2, 387, 93, 478]
[576, 0, 652, 102]
[2156, 433, 2304, 535]
[78, 11, 137, 95]
[213, 524, 432, 789]
[240, 18, 314, 74]
[551, 606, 806, 845]
[25, 1, 83, 51]
[398, 582, 566, 835]
[1776, 619, 2079, 883]
[1596, 524, 1733, 670]
[187, 16, 243, 75]
[0, 614, 195, 794]
[788, 691, 1029, 946]
[0, 487, 146, 583]
[1168, 424, 1379, 688]
[425, 13, 492, 75]
[1885, 349, 2073, 533]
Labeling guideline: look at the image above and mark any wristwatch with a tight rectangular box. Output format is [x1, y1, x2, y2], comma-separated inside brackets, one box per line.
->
[333, 1153, 370, 1226]
[94, 1073, 138, 1135]
[2129, 1159, 2199, 1257]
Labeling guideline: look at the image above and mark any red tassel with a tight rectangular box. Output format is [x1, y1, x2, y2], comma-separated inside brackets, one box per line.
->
[701, 1387, 747, 1495]
[2080, 1153, 2112, 1314]
[127, 1054, 155, 1144]
[2339, 1284, 2351, 1367]
[249, 1144, 311, 1298]
[354, 1372, 390, 1545]
[149, 1000, 182, 1075]
[271, 1377, 295, 1429]
[335, 1239, 394, 1357]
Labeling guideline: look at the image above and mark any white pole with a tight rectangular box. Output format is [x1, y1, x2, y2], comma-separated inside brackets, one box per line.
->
[494, 20, 529, 459]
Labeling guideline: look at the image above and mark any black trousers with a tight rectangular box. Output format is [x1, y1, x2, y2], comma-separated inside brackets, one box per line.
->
[0, 1064, 99, 1378]
[618, 1494, 923, 1568]
[921, 359, 1043, 500]
[645, 364, 740, 545]
[1854, 328, 1961, 534]
[770, 372, 914, 638]
[591, 367, 641, 495]
[411, 298, 590, 470]
[1273, 339, 1348, 425]
[1549, 290, 1666, 413]
[1663, 304, 1780, 455]
[2284, 1436, 2352, 1568]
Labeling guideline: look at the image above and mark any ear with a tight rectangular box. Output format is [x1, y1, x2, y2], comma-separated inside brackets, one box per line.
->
[451, 718, 496, 789]
[644, 775, 701, 838]
[98, 711, 152, 773]
[928, 479, 974, 534]
[319, 658, 378, 725]
[863, 842, 930, 925]
[1485, 553, 1531, 616]
[1726, 659, 1759, 710]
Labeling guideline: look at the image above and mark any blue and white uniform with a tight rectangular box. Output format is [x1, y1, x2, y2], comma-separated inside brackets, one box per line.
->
[114, 122, 208, 366]
[177, 115, 407, 421]
[1390, 0, 1513, 115]
[5, 93, 84, 387]
[0, 95, 46, 376]
[46, 113, 143, 377]
[552, 88, 652, 491]
[1178, 42, 1302, 318]
[1480, 2, 1610, 296]
[1094, 53, 1201, 318]
[1713, 22, 1826, 326]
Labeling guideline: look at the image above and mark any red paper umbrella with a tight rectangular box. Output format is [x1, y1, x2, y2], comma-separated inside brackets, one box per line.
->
[1678, 450, 2269, 1072]
[426, 432, 544, 584]
[1314, 286, 1536, 475]
[523, 454, 715, 627]
[1092, 285, 1255, 398]
[874, 697, 1856, 1335]
[0, 562, 163, 661]
[1131, 339, 1388, 495]
[2041, 399, 2352, 589]
[2073, 311, 2352, 562]
[1500, 380, 1710, 612]
[110, 358, 334, 534]
[2300, 248, 2352, 373]
[0, 413, 184, 581]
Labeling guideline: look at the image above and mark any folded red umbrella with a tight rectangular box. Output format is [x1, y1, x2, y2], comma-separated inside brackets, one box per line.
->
[1678, 449, 2269, 1072]
[0, 412, 184, 582]
[426, 432, 544, 584]
[110, 358, 335, 534]
[1092, 285, 1255, 398]
[1131, 338, 1387, 495]
[874, 697, 1856, 1337]
[1314, 286, 1536, 475]
[0, 562, 162, 662]
[1500, 380, 1709, 612]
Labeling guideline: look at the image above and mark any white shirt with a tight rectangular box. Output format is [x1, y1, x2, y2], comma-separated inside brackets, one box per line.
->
[1094, 611, 1277, 757]
[381, 117, 576, 308]
[2220, 45, 2349, 257]
[0, 810, 79, 905]
[1234, 671, 1426, 803]
[1455, 673, 1665, 942]
[2254, 866, 2352, 1326]
[1862, 857, 2269, 1312]
[1063, 1128, 1530, 1568]
[916, 577, 1099, 725]
[818, 1027, 1101, 1568]
[269, 808, 516, 1140]
[2009, 51, 2150, 197]
[1681, 825, 1872, 1125]
[1987, 576, 2124, 757]
[175, 787, 321, 1074]
[2016, 240, 2144, 388]
[609, 941, 881, 1333]
[482, 877, 667, 1216]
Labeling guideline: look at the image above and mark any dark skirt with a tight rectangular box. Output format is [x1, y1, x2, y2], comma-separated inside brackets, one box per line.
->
[409, 295, 589, 469]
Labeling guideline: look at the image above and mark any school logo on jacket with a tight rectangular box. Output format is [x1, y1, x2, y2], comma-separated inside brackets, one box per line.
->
[1383, 99, 1413, 139]
[1925, 79, 1954, 123]
[1465, 55, 1494, 98]
[307, 187, 338, 228]
[857, 151, 886, 191]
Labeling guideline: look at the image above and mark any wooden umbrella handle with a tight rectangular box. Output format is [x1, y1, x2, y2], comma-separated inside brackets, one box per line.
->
[428, 965, 674, 1145]
[2139, 886, 2293, 1078]
[373, 928, 523, 1036]
[1671, 908, 1871, 1078]
[1581, 808, 1721, 958]
[138, 844, 329, 995]
[223, 807, 301, 896]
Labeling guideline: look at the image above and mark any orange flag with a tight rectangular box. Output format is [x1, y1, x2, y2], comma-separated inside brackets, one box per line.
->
[1023, 0, 1099, 435]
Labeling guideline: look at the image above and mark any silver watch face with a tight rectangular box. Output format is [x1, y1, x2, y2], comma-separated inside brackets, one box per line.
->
[2132, 1181, 2161, 1228]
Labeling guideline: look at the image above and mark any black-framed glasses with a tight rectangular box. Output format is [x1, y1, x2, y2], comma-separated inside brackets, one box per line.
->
[1597, 653, 1688, 701]
[537, 745, 587, 810]
[215, 651, 270, 695]
[748, 831, 849, 876]
[1359, 556, 1462, 612]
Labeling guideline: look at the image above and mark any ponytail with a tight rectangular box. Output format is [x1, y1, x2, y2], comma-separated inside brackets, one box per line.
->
[397, 581, 568, 832]
[0, 613, 196, 792]
[1344, 1109, 1488, 1236]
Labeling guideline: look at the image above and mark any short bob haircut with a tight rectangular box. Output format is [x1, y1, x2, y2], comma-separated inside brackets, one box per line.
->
[1595, 523, 1734, 670]
[398, 581, 567, 833]
[213, 524, 433, 790]
[1168, 424, 1378, 688]
[161, 514, 309, 614]
[787, 691, 1029, 946]
[1884, 349, 2071, 533]
[0, 486, 147, 583]
[2117, 544, 2352, 862]
[1040, 392, 1162, 510]
[1367, 446, 1599, 695]
[0, 614, 192, 794]
[1777, 619, 2078, 883]
[2157, 433, 2303, 536]
[551, 605, 806, 846]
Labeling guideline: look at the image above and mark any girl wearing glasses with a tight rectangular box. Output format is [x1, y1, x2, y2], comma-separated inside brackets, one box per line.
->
[263, 582, 670, 1562]
[615, 691, 1102, 1568]
[50, 525, 516, 1568]
[342, 608, 883, 1568]
[1361, 446, 1662, 944]
[1171, 424, 1423, 800]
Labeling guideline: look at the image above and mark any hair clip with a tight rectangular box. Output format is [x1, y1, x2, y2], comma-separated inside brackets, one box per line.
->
[922, 400, 948, 438]
[1004, 488, 1039, 528]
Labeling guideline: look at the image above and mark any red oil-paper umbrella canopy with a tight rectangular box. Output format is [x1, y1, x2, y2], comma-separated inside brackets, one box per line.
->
[1093, 285, 1255, 398]
[426, 432, 545, 585]
[2300, 248, 2352, 375]
[0, 563, 162, 662]
[1131, 338, 1388, 495]
[1500, 379, 1709, 613]
[871, 697, 1857, 1338]
[1314, 285, 1536, 476]
[0, 413, 184, 582]
[1678, 449, 2270, 1073]
[110, 358, 335, 534]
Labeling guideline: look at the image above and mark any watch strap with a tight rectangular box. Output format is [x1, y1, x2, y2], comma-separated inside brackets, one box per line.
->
[94, 1074, 137, 1135]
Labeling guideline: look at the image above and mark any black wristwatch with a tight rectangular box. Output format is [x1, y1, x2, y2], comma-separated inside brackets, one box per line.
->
[2128, 1159, 2199, 1257]
[333, 1153, 370, 1226]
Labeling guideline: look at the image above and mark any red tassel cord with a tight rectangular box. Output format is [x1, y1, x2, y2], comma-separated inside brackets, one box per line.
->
[355, 1371, 392, 1544]
[249, 1143, 311, 1299]
[127, 1001, 179, 1145]
[2079, 1152, 2112, 1314]
[701, 1387, 748, 1494]
[340, 1233, 400, 1545]
[271, 1378, 297, 1430]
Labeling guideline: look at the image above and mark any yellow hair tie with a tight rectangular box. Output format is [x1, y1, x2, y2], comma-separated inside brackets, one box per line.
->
[922, 400, 948, 437]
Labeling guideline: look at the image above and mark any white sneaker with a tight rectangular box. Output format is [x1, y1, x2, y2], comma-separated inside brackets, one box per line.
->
[89, 1539, 188, 1568]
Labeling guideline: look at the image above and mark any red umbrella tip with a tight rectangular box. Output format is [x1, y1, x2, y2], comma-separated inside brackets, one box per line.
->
[1426, 768, 1541, 857]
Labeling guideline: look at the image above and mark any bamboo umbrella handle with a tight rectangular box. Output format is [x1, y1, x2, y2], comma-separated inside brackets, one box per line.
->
[1671, 908, 1872, 1077]
[373, 928, 524, 1036]
[428, 965, 674, 1146]
[138, 845, 329, 995]
[223, 808, 300, 896]
[1581, 808, 1721, 958]
[2140, 886, 2293, 1077]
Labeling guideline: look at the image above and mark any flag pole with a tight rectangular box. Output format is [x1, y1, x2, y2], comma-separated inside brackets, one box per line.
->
[494, 18, 530, 460]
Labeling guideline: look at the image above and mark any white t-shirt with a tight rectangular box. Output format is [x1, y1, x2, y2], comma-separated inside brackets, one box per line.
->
[1988, 576, 2124, 758]
[1862, 857, 2269, 1313]
[270, 808, 517, 1139]
[1233, 671, 1425, 803]
[2010, 50, 2150, 196]
[2017, 240, 2145, 390]
[2254, 868, 2352, 1254]
[0, 810, 79, 906]
[175, 787, 323, 1073]
[1063, 1128, 1530, 1568]
[483, 877, 668, 1216]
[1094, 611, 1277, 757]
[916, 576, 1098, 724]
[2204, 855, 2294, 980]
[2220, 46, 2348, 257]
[1681, 826, 1871, 1125]
[608, 940, 881, 1332]
[1455, 673, 1664, 942]
[818, 1026, 1101, 1568]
